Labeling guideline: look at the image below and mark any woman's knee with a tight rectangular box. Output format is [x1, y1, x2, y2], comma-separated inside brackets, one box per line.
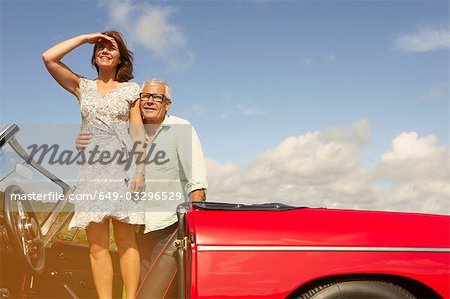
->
[114, 224, 138, 251]
[89, 243, 110, 259]
[86, 222, 110, 256]
[115, 232, 138, 251]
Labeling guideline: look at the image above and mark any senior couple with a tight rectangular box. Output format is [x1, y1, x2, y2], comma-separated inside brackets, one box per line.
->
[43, 31, 207, 299]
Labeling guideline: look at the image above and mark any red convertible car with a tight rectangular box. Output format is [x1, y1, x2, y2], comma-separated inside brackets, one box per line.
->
[1, 123, 449, 299]
[170, 202, 449, 299]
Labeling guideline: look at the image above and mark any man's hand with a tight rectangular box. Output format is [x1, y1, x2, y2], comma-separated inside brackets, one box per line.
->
[190, 189, 206, 202]
[75, 131, 93, 150]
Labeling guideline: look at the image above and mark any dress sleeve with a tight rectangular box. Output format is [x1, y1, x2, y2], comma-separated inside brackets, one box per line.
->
[127, 82, 141, 105]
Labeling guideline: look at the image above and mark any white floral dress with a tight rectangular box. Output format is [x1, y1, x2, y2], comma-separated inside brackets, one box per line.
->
[69, 78, 145, 229]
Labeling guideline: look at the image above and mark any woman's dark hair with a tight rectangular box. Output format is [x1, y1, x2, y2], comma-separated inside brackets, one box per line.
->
[91, 30, 134, 82]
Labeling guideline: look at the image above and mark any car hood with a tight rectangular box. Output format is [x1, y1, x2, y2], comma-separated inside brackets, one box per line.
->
[189, 207, 450, 248]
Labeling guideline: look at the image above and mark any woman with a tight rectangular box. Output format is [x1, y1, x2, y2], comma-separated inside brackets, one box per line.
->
[42, 31, 145, 299]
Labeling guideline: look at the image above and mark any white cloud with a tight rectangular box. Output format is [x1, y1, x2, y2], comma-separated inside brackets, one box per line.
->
[218, 92, 267, 118]
[377, 133, 449, 186]
[220, 105, 267, 119]
[204, 29, 219, 37]
[108, 0, 132, 24]
[381, 132, 441, 161]
[184, 104, 206, 116]
[304, 58, 314, 66]
[206, 122, 450, 215]
[394, 27, 450, 52]
[237, 105, 267, 116]
[421, 83, 448, 103]
[220, 112, 229, 120]
[325, 52, 336, 61]
[303, 52, 336, 66]
[100, 0, 193, 71]
[325, 119, 371, 146]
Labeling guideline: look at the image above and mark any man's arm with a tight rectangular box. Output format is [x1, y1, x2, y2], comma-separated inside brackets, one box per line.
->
[190, 189, 206, 202]
[177, 124, 208, 199]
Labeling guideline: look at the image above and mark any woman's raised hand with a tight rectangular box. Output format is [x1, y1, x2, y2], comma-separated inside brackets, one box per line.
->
[84, 32, 115, 45]
[43, 33, 113, 98]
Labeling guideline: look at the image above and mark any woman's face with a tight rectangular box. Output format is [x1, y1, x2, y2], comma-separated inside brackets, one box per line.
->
[94, 39, 121, 71]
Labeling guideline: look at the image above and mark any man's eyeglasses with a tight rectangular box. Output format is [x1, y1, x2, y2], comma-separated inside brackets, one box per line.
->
[139, 93, 167, 103]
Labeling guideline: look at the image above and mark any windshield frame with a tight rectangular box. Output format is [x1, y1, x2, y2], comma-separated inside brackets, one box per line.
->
[1, 124, 73, 237]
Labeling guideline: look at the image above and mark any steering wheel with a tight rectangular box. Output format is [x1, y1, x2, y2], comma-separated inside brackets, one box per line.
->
[3, 185, 46, 274]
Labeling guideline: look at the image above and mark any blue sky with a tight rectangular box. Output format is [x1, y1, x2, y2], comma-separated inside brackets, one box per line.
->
[1, 0, 449, 213]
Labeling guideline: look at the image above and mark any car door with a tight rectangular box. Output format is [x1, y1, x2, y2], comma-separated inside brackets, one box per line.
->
[37, 222, 123, 299]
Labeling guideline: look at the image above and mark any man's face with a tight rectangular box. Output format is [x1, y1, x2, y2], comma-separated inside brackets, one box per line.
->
[140, 83, 171, 124]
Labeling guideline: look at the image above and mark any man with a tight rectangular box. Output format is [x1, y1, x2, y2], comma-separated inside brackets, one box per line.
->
[76, 78, 208, 298]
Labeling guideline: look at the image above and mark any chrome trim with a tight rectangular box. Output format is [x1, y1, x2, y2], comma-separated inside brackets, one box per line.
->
[197, 245, 450, 253]
[43, 204, 74, 247]
[0, 124, 19, 148]
[8, 137, 71, 193]
[176, 203, 190, 299]
[40, 187, 74, 236]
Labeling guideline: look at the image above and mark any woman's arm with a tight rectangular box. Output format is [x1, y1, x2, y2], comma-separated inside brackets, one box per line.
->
[129, 99, 146, 193]
[42, 33, 114, 99]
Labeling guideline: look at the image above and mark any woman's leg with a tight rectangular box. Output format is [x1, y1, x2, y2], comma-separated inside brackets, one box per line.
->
[112, 219, 140, 299]
[86, 219, 113, 299]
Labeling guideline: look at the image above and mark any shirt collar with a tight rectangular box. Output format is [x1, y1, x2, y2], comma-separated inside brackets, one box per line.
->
[146, 115, 172, 142]
[161, 114, 176, 127]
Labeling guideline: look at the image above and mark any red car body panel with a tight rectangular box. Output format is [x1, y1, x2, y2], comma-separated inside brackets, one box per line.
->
[186, 207, 450, 298]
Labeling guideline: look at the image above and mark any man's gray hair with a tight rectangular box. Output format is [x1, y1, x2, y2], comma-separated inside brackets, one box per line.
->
[142, 78, 172, 100]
